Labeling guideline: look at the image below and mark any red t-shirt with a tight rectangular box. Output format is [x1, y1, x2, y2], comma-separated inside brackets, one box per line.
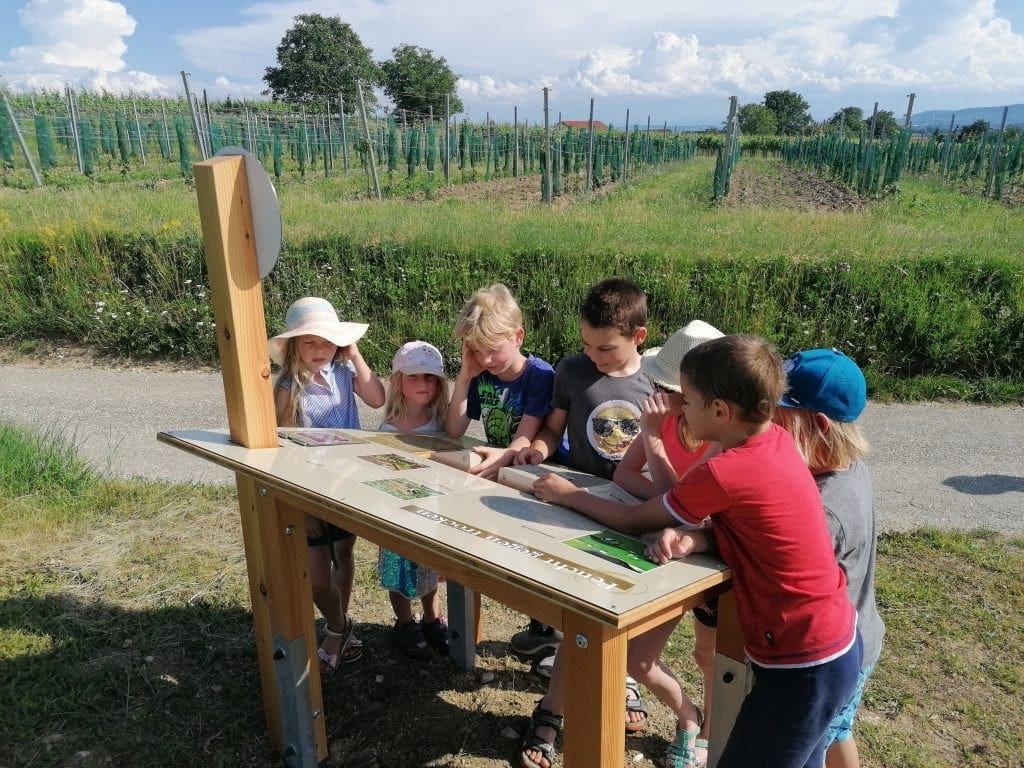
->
[662, 423, 856, 667]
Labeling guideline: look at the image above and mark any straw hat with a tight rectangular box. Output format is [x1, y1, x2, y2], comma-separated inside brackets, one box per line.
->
[268, 297, 368, 366]
[641, 320, 725, 391]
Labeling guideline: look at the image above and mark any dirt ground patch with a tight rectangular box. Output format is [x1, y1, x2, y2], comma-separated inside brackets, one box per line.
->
[720, 162, 868, 212]
[404, 172, 619, 211]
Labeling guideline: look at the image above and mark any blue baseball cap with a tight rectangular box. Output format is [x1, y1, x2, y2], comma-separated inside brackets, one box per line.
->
[780, 348, 867, 422]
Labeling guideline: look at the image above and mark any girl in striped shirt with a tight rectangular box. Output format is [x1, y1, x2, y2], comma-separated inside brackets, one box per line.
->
[270, 297, 386, 674]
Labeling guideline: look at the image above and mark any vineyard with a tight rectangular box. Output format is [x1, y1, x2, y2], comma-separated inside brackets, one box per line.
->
[0, 89, 707, 198]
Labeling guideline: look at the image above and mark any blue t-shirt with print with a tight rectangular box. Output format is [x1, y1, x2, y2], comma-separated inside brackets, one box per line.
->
[467, 354, 555, 447]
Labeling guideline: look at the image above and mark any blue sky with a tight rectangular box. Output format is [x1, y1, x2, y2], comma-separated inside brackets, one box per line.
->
[1, 0, 1022, 127]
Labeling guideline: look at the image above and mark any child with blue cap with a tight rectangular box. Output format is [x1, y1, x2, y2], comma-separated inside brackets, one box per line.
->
[776, 348, 884, 768]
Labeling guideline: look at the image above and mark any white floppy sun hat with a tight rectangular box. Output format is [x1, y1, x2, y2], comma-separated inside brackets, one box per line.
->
[268, 297, 368, 366]
[641, 319, 725, 391]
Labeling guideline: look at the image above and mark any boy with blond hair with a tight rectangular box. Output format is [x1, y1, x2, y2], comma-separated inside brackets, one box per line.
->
[446, 283, 555, 480]
[532, 334, 862, 768]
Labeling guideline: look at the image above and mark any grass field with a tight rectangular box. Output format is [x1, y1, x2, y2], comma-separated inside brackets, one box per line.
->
[1, 424, 1022, 768]
[2, 155, 1022, 401]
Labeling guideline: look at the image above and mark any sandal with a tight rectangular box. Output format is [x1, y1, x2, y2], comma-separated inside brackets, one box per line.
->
[393, 619, 431, 659]
[694, 737, 709, 768]
[318, 614, 363, 674]
[625, 676, 649, 734]
[420, 616, 450, 655]
[519, 704, 564, 768]
[660, 708, 704, 768]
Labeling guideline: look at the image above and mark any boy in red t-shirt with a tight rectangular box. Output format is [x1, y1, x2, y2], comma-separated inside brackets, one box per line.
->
[534, 334, 862, 768]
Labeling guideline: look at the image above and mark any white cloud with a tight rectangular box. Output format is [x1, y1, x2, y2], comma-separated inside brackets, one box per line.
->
[10, 0, 134, 71]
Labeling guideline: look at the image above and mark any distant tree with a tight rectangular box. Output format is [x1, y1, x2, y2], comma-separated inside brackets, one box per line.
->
[957, 119, 991, 141]
[737, 103, 777, 135]
[263, 14, 381, 109]
[826, 106, 866, 137]
[381, 45, 463, 119]
[764, 90, 812, 135]
[868, 110, 901, 139]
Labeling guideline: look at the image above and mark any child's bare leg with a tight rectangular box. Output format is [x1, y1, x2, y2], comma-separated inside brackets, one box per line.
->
[420, 588, 441, 623]
[389, 590, 415, 624]
[308, 542, 347, 656]
[692, 619, 716, 762]
[825, 737, 861, 768]
[331, 536, 356, 615]
[521, 645, 566, 768]
[627, 619, 700, 731]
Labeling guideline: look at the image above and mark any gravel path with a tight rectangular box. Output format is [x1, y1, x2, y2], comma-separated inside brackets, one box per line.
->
[2, 361, 1021, 534]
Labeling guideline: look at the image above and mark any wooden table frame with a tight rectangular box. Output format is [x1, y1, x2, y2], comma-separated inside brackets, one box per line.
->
[180, 155, 747, 768]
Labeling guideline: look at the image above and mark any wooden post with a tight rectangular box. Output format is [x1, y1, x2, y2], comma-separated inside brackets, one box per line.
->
[194, 155, 278, 449]
[194, 154, 325, 766]
[708, 591, 748, 768]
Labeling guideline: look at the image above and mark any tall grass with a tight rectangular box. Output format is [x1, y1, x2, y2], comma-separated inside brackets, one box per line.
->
[2, 157, 1022, 399]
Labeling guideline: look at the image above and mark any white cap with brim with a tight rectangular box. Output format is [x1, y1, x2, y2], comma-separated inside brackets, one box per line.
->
[268, 297, 368, 366]
[641, 319, 725, 391]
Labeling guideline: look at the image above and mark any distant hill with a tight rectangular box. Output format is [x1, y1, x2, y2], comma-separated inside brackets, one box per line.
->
[911, 104, 1024, 132]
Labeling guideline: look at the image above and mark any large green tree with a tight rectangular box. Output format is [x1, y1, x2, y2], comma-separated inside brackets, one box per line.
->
[737, 103, 777, 135]
[869, 110, 901, 139]
[263, 14, 380, 109]
[380, 45, 463, 118]
[764, 90, 812, 135]
[827, 107, 867, 137]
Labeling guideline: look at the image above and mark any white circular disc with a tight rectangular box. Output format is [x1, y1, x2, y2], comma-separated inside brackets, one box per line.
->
[215, 146, 282, 278]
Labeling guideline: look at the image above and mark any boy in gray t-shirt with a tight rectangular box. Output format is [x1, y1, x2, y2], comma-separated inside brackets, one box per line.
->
[511, 278, 655, 738]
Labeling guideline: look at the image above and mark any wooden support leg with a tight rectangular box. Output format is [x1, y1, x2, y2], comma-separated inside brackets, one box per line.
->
[446, 580, 477, 670]
[237, 477, 326, 766]
[561, 613, 627, 768]
[708, 591, 749, 768]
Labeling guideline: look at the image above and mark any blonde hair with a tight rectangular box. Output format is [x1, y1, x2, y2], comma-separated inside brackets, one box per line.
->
[776, 407, 871, 474]
[275, 336, 348, 425]
[454, 284, 523, 349]
[383, 371, 450, 427]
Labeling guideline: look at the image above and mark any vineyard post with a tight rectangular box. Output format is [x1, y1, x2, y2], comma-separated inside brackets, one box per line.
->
[161, 103, 171, 160]
[443, 94, 450, 186]
[644, 115, 651, 164]
[985, 106, 1009, 198]
[356, 81, 381, 199]
[2, 94, 42, 186]
[868, 101, 879, 140]
[623, 108, 630, 180]
[181, 71, 208, 160]
[585, 98, 595, 191]
[513, 106, 519, 177]
[941, 113, 955, 177]
[65, 87, 84, 174]
[903, 93, 916, 130]
[132, 94, 146, 164]
[325, 111, 334, 172]
[543, 88, 552, 202]
[662, 121, 668, 164]
[337, 93, 350, 174]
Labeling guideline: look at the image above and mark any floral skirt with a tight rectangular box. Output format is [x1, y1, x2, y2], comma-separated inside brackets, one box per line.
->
[377, 547, 439, 599]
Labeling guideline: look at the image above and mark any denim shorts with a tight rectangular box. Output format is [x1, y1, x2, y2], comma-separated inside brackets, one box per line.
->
[826, 662, 875, 744]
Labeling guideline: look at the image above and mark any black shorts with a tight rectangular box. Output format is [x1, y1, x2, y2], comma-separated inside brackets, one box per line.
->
[692, 595, 719, 628]
[307, 522, 355, 547]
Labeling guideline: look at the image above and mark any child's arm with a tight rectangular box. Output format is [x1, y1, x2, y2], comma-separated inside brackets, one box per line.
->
[470, 413, 546, 479]
[515, 408, 567, 465]
[445, 342, 484, 438]
[640, 393, 687, 490]
[612, 436, 658, 498]
[346, 343, 386, 408]
[645, 525, 717, 564]
[532, 472, 675, 535]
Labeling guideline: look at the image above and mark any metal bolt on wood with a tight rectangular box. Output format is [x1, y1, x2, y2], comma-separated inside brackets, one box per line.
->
[575, 634, 588, 649]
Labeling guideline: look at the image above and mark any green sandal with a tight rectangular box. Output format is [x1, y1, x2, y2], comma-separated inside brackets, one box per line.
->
[660, 708, 704, 768]
[519, 704, 564, 768]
